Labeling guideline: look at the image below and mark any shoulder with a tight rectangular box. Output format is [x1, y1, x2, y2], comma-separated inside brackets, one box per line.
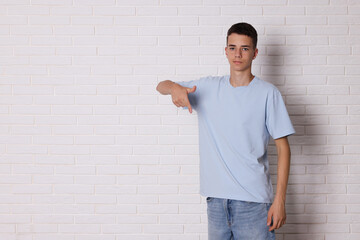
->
[198, 75, 226, 82]
[254, 77, 281, 96]
[191, 75, 228, 88]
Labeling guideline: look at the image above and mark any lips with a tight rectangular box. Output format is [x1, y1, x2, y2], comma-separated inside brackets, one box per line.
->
[233, 61, 242, 64]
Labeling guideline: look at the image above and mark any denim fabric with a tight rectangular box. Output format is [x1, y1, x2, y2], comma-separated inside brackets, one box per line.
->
[207, 197, 276, 240]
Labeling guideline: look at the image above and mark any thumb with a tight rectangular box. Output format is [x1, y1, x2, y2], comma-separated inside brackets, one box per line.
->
[187, 85, 196, 93]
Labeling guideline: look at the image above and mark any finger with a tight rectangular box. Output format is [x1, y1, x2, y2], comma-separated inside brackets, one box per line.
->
[269, 218, 277, 231]
[172, 101, 181, 108]
[187, 85, 196, 93]
[267, 211, 272, 226]
[186, 101, 192, 114]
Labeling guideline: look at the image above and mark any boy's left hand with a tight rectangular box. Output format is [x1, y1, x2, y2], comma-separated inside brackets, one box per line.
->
[267, 199, 286, 231]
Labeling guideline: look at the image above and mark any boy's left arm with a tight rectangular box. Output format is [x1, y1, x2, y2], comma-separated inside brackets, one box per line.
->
[267, 136, 291, 232]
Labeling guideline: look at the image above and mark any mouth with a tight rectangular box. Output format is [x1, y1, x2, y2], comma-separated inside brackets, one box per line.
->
[233, 61, 242, 64]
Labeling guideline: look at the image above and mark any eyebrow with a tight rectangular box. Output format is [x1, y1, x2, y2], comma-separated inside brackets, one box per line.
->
[228, 44, 251, 47]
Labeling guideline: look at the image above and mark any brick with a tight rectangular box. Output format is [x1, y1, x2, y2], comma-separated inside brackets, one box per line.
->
[304, 66, 344, 75]
[289, 0, 328, 4]
[56, 46, 96, 56]
[94, 126, 136, 135]
[303, 145, 343, 155]
[122, 112, 162, 124]
[286, 96, 327, 105]
[305, 184, 346, 194]
[8, 5, 49, 15]
[286, 76, 326, 85]
[12, 185, 52, 194]
[328, 56, 360, 65]
[0, 215, 31, 224]
[75, 215, 116, 224]
[305, 204, 346, 214]
[137, 6, 177, 16]
[91, 65, 132, 75]
[54, 26, 94, 35]
[97, 165, 138, 175]
[143, 224, 183, 234]
[74, 0, 115, 5]
[305, 126, 346, 135]
[32, 0, 72, 5]
[138, 204, 178, 214]
[347, 66, 360, 75]
[72, 16, 113, 25]
[327, 214, 360, 223]
[264, 6, 304, 15]
[52, 125, 93, 135]
[286, 194, 326, 204]
[31, 36, 72, 46]
[307, 5, 347, 14]
[116, 135, 158, 145]
[75, 96, 116, 105]
[51, 6, 92, 15]
[287, 55, 327, 65]
[93, 6, 135, 15]
[102, 224, 142, 234]
[161, 0, 202, 5]
[306, 106, 347, 115]
[325, 233, 360, 240]
[138, 185, 178, 194]
[73, 56, 114, 65]
[289, 136, 326, 145]
[91, 145, 132, 155]
[117, 236, 157, 240]
[310, 46, 351, 55]
[114, 16, 155, 26]
[96, 205, 136, 214]
[288, 175, 325, 184]
[330, 36, 360, 45]
[308, 26, 349, 35]
[59, 224, 100, 234]
[48, 145, 89, 155]
[309, 224, 349, 233]
[329, 15, 360, 25]
[0, 195, 31, 204]
[11, 25, 52, 35]
[286, 36, 328, 46]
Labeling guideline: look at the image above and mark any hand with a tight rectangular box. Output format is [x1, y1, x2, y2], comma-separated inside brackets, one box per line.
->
[170, 84, 196, 113]
[267, 199, 286, 232]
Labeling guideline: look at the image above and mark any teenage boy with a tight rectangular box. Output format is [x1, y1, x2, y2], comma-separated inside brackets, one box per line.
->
[156, 22, 294, 240]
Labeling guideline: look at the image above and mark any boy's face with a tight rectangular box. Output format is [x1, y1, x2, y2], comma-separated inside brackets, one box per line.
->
[225, 33, 258, 73]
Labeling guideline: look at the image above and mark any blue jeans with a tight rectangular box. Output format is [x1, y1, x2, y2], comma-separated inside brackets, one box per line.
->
[207, 197, 276, 240]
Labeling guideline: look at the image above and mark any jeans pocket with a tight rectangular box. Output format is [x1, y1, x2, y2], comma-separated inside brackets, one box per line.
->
[206, 197, 213, 202]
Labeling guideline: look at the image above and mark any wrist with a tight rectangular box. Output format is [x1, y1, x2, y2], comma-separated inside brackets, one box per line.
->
[274, 195, 286, 204]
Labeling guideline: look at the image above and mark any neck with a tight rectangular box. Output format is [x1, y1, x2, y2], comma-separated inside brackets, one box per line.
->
[229, 70, 254, 87]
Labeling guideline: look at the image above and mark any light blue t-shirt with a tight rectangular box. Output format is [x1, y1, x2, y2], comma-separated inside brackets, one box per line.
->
[178, 75, 295, 203]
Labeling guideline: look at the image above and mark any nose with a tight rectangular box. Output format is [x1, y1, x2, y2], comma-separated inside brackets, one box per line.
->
[235, 48, 242, 58]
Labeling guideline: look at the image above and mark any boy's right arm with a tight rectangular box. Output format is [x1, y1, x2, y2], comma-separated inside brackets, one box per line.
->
[156, 80, 196, 114]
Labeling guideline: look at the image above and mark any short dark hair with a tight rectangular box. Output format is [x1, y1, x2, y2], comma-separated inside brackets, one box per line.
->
[227, 22, 258, 49]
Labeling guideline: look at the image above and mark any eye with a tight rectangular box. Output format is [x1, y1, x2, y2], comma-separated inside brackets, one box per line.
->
[229, 47, 235, 51]
[242, 48, 249, 51]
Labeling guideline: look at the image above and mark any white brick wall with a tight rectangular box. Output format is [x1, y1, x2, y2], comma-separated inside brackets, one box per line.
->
[0, 0, 359, 239]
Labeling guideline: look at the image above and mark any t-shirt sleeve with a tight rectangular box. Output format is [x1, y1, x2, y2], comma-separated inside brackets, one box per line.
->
[176, 79, 201, 110]
[266, 88, 295, 139]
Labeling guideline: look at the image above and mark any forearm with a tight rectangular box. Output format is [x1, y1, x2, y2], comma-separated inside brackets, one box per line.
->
[156, 80, 177, 95]
[274, 138, 291, 203]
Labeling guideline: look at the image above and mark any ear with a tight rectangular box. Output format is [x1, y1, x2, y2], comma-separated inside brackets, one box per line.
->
[225, 47, 228, 56]
[253, 48, 258, 59]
